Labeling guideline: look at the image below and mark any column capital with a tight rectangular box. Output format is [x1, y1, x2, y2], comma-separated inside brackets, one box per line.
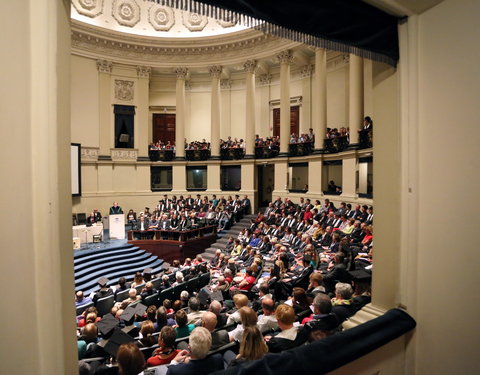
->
[220, 79, 232, 90]
[276, 50, 294, 65]
[259, 74, 272, 86]
[243, 59, 258, 73]
[301, 64, 314, 78]
[96, 59, 112, 73]
[173, 67, 189, 79]
[136, 65, 151, 78]
[208, 65, 223, 78]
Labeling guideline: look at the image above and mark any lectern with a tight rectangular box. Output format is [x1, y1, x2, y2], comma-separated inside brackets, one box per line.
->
[109, 214, 125, 240]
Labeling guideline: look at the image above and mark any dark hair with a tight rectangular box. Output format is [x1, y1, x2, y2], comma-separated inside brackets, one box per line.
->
[146, 305, 157, 322]
[118, 277, 127, 287]
[160, 326, 177, 348]
[188, 297, 200, 312]
[116, 343, 145, 375]
[175, 309, 188, 327]
[156, 307, 168, 329]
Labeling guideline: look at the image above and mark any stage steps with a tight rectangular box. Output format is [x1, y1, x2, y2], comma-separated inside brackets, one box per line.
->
[74, 244, 166, 294]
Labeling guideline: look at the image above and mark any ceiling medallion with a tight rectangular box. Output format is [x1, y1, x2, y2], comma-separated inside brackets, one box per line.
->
[112, 0, 141, 27]
[72, 0, 104, 18]
[148, 4, 175, 31]
[182, 11, 208, 32]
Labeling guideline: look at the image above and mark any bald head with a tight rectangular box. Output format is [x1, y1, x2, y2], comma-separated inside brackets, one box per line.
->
[209, 300, 222, 315]
[262, 297, 275, 315]
[202, 311, 217, 332]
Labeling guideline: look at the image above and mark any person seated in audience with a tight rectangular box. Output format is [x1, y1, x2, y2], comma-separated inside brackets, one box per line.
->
[172, 271, 184, 287]
[114, 277, 131, 300]
[201, 311, 229, 350]
[331, 283, 356, 323]
[140, 282, 157, 300]
[92, 277, 113, 305]
[82, 323, 109, 359]
[265, 304, 308, 353]
[229, 306, 258, 342]
[167, 327, 224, 375]
[290, 287, 311, 317]
[192, 254, 204, 266]
[321, 252, 350, 294]
[208, 300, 228, 328]
[227, 326, 268, 368]
[120, 289, 141, 309]
[116, 342, 145, 375]
[136, 320, 156, 348]
[256, 297, 278, 334]
[77, 306, 101, 327]
[187, 297, 205, 326]
[159, 274, 171, 291]
[147, 326, 181, 367]
[230, 267, 256, 294]
[130, 272, 144, 289]
[307, 272, 326, 296]
[174, 309, 195, 339]
[75, 291, 92, 307]
[179, 290, 190, 309]
[227, 293, 249, 325]
[154, 306, 175, 332]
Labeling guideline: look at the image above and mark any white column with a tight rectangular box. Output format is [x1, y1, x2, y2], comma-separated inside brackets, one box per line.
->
[277, 50, 293, 155]
[209, 65, 222, 158]
[244, 59, 257, 157]
[314, 48, 327, 150]
[349, 54, 364, 145]
[174, 67, 188, 159]
[136, 66, 150, 159]
[96, 59, 112, 158]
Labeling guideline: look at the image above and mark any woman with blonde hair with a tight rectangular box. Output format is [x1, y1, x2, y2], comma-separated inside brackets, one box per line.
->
[228, 326, 268, 367]
[136, 320, 156, 348]
[131, 272, 144, 288]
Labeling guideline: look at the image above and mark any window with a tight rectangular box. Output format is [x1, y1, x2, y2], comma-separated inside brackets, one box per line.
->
[186, 166, 207, 191]
[151, 166, 172, 191]
[288, 162, 308, 193]
[358, 156, 373, 198]
[114, 105, 135, 148]
[221, 166, 241, 190]
[323, 160, 342, 195]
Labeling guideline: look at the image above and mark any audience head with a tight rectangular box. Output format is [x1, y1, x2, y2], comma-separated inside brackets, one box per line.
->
[313, 293, 333, 315]
[146, 305, 157, 321]
[116, 342, 145, 375]
[156, 307, 168, 328]
[133, 272, 143, 285]
[309, 272, 324, 289]
[239, 306, 258, 328]
[180, 290, 189, 301]
[159, 326, 176, 349]
[292, 287, 309, 307]
[261, 297, 276, 316]
[335, 283, 353, 300]
[201, 311, 217, 332]
[209, 300, 223, 316]
[128, 288, 137, 299]
[82, 323, 97, 343]
[175, 309, 188, 328]
[239, 326, 268, 361]
[233, 293, 249, 309]
[275, 304, 296, 329]
[188, 327, 212, 360]
[188, 297, 200, 312]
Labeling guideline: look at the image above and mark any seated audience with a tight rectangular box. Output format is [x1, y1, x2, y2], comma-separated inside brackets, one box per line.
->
[147, 326, 181, 367]
[265, 304, 308, 353]
[228, 326, 268, 368]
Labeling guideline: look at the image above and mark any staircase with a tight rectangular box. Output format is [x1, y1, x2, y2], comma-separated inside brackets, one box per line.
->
[200, 214, 256, 261]
[74, 244, 168, 294]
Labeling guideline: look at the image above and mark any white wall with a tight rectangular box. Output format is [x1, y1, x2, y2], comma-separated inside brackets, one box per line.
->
[71, 55, 99, 147]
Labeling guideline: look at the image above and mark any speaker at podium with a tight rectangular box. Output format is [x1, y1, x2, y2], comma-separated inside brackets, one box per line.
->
[109, 214, 125, 240]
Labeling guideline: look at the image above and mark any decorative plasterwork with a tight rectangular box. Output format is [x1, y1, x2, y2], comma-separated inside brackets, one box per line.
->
[208, 65, 223, 78]
[326, 53, 349, 71]
[220, 79, 232, 90]
[258, 74, 272, 86]
[301, 64, 314, 78]
[71, 21, 300, 67]
[148, 4, 175, 31]
[269, 96, 303, 108]
[136, 65, 151, 78]
[112, 0, 140, 27]
[276, 50, 294, 65]
[111, 148, 138, 161]
[81, 146, 99, 161]
[243, 59, 258, 73]
[114, 79, 134, 101]
[182, 12, 208, 32]
[173, 67, 189, 79]
[216, 14, 237, 28]
[184, 80, 192, 91]
[72, 0, 104, 18]
[96, 59, 112, 73]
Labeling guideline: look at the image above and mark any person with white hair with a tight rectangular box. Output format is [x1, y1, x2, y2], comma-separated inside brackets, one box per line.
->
[187, 297, 205, 326]
[167, 327, 224, 375]
[172, 271, 184, 287]
[331, 282, 356, 323]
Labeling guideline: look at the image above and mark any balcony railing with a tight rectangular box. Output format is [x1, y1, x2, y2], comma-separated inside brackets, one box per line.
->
[288, 141, 314, 157]
[220, 147, 245, 160]
[185, 149, 211, 161]
[324, 136, 349, 153]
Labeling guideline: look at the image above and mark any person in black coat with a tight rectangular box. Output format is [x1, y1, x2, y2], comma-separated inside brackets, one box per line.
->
[266, 304, 308, 353]
[321, 252, 350, 294]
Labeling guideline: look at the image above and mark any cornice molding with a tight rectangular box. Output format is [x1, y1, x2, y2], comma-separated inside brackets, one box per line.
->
[71, 20, 300, 68]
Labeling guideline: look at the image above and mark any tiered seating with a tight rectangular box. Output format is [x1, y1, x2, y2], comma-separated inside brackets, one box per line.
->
[74, 244, 167, 294]
[200, 214, 255, 262]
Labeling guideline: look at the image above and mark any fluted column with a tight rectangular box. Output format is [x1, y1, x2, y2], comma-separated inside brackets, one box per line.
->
[136, 66, 150, 159]
[277, 50, 293, 155]
[174, 67, 188, 159]
[349, 54, 364, 145]
[244, 59, 257, 158]
[96, 59, 113, 159]
[209, 65, 222, 158]
[314, 48, 327, 150]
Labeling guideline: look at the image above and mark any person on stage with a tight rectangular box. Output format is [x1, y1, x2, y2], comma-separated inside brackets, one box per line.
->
[109, 201, 123, 215]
